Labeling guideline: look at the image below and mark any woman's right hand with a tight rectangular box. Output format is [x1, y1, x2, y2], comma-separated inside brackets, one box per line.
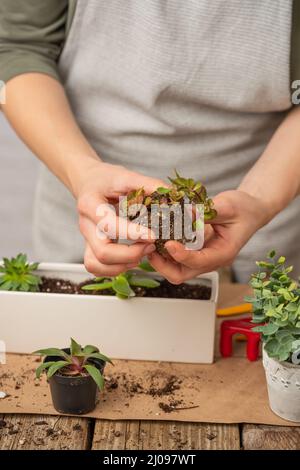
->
[74, 161, 165, 277]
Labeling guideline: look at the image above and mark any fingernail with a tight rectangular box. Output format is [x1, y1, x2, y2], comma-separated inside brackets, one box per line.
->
[167, 245, 176, 255]
[144, 244, 156, 255]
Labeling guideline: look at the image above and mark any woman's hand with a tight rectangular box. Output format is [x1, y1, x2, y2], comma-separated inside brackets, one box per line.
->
[75, 161, 165, 276]
[147, 190, 272, 284]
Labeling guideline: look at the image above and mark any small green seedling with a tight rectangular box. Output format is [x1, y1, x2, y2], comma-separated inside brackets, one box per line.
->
[82, 268, 160, 299]
[34, 338, 112, 390]
[125, 171, 217, 256]
[0, 253, 40, 292]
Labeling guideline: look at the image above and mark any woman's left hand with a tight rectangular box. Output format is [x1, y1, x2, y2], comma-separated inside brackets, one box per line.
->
[147, 189, 271, 284]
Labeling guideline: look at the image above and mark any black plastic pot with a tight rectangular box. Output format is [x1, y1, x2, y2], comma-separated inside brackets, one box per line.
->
[44, 348, 105, 415]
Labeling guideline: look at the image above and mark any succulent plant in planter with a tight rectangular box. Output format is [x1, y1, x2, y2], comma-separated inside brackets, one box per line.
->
[0, 253, 40, 292]
[123, 171, 217, 257]
[246, 251, 300, 422]
[34, 338, 112, 415]
[82, 270, 160, 299]
[0, 255, 218, 363]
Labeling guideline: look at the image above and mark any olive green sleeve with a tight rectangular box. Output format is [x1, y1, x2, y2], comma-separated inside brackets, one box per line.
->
[0, 0, 70, 84]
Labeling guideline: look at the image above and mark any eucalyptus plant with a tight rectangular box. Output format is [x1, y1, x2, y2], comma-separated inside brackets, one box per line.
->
[246, 251, 300, 362]
[82, 268, 160, 299]
[0, 253, 40, 292]
[34, 338, 112, 390]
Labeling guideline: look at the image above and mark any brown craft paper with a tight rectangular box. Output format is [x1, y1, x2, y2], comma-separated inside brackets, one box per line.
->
[0, 283, 298, 425]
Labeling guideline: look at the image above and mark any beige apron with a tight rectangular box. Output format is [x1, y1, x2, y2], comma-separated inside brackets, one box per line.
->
[33, 0, 299, 282]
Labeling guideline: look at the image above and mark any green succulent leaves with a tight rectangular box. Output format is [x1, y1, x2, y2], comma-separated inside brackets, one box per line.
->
[0, 253, 41, 292]
[34, 338, 112, 390]
[167, 170, 217, 220]
[247, 251, 300, 362]
[126, 170, 217, 225]
[82, 266, 160, 299]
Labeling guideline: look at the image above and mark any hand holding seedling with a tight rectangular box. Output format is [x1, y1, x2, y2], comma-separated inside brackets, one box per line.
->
[76, 162, 165, 277]
[148, 189, 270, 284]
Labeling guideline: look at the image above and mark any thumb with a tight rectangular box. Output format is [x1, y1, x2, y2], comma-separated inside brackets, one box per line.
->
[126, 171, 168, 194]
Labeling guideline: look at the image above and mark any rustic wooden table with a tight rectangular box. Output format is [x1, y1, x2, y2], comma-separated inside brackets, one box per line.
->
[1, 281, 299, 450]
[0, 414, 299, 450]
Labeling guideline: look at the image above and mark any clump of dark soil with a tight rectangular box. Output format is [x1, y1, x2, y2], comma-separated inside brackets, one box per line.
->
[158, 399, 183, 413]
[104, 369, 198, 414]
[148, 374, 182, 397]
[105, 370, 182, 399]
[39, 277, 211, 300]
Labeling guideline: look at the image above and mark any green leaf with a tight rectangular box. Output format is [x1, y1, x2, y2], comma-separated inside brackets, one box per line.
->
[0, 254, 40, 292]
[82, 281, 113, 291]
[24, 274, 41, 286]
[129, 275, 160, 288]
[87, 352, 113, 364]
[84, 364, 105, 390]
[138, 260, 156, 272]
[83, 345, 99, 355]
[70, 338, 82, 356]
[277, 288, 294, 301]
[156, 187, 171, 194]
[35, 361, 56, 379]
[47, 361, 70, 378]
[116, 293, 129, 299]
[112, 275, 135, 298]
[29, 262, 39, 271]
[251, 281, 263, 289]
[265, 308, 277, 318]
[33, 348, 69, 360]
[277, 346, 290, 362]
[264, 338, 280, 357]
[292, 339, 300, 351]
[252, 323, 279, 335]
[0, 280, 13, 290]
[268, 250, 276, 259]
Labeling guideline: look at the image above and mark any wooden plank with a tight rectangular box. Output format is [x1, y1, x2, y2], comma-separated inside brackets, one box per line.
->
[242, 424, 300, 450]
[0, 414, 92, 450]
[92, 420, 240, 450]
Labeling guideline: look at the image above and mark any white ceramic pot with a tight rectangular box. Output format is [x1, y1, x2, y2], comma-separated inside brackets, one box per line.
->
[263, 348, 300, 422]
[0, 263, 218, 364]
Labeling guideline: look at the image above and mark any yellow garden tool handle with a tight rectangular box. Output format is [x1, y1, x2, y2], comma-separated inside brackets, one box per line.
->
[216, 303, 252, 317]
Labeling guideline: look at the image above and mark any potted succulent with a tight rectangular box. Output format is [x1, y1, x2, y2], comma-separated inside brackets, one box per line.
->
[34, 338, 111, 414]
[247, 251, 300, 422]
[0, 255, 218, 363]
[0, 253, 41, 291]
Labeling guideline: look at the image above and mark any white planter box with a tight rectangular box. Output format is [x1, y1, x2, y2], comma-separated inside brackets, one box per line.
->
[0, 263, 218, 364]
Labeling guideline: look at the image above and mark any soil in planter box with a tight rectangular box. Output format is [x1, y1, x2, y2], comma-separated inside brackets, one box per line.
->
[39, 277, 211, 300]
